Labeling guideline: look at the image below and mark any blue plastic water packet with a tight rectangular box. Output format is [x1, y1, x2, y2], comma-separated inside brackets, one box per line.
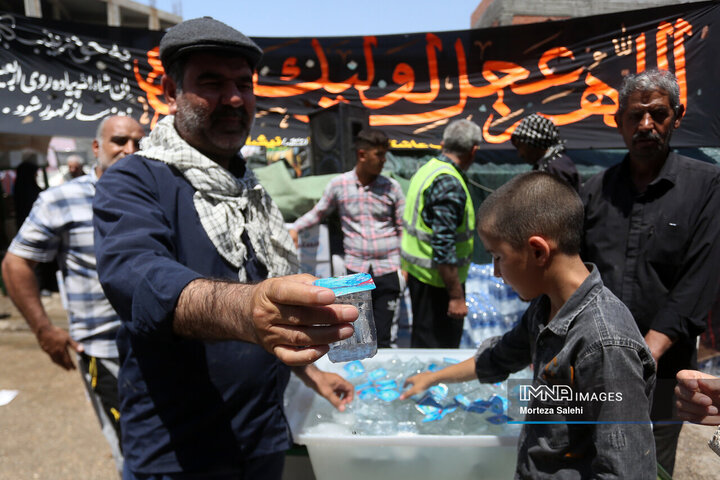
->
[355, 381, 374, 393]
[428, 384, 448, 399]
[439, 406, 457, 419]
[415, 404, 441, 416]
[454, 394, 471, 409]
[343, 360, 366, 379]
[443, 357, 460, 365]
[415, 383, 448, 408]
[314, 273, 377, 363]
[486, 414, 513, 424]
[421, 406, 457, 423]
[468, 399, 490, 414]
[488, 394, 508, 414]
[417, 392, 444, 409]
[377, 389, 400, 402]
[368, 368, 388, 381]
[357, 387, 378, 400]
[375, 379, 398, 390]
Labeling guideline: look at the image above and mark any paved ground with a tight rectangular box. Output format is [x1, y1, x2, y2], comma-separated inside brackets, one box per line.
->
[0, 293, 118, 479]
[0, 293, 719, 479]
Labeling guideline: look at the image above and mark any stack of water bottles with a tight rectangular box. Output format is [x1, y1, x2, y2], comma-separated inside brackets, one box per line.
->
[460, 263, 530, 348]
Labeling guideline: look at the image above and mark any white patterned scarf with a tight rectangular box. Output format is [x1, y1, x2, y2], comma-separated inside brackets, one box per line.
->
[138, 115, 299, 282]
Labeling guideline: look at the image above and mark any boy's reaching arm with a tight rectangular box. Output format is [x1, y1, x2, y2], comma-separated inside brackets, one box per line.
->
[400, 308, 534, 400]
[400, 358, 476, 399]
[475, 313, 533, 383]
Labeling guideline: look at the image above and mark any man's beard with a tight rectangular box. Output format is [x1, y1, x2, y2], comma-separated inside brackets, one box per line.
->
[177, 103, 252, 153]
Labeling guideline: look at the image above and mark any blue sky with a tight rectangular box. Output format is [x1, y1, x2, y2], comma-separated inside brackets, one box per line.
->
[147, 0, 483, 37]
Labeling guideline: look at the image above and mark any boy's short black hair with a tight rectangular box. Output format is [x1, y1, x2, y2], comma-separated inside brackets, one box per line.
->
[354, 128, 389, 152]
[477, 171, 584, 255]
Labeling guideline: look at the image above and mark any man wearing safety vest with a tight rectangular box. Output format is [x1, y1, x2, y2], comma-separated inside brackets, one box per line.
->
[401, 119, 481, 348]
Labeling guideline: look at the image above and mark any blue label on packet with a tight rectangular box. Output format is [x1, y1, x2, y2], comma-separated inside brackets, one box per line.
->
[355, 381, 374, 393]
[454, 394, 471, 409]
[368, 368, 388, 381]
[377, 389, 400, 402]
[343, 360, 365, 379]
[375, 379, 397, 389]
[313, 272, 376, 296]
[428, 363, 441, 372]
[357, 387, 378, 400]
[443, 357, 460, 365]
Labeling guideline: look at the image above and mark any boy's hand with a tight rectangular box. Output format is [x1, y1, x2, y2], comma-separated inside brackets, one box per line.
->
[400, 358, 478, 400]
[400, 371, 438, 400]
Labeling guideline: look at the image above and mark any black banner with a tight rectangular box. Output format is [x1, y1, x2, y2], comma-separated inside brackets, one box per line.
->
[1, 2, 719, 149]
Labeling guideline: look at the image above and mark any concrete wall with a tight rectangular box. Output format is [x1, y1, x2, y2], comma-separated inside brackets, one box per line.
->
[472, 0, 706, 28]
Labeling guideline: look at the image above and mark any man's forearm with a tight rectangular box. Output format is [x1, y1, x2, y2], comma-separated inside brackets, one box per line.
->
[171, 274, 359, 367]
[173, 278, 257, 343]
[1, 253, 52, 335]
[437, 263, 463, 299]
[644, 329, 674, 364]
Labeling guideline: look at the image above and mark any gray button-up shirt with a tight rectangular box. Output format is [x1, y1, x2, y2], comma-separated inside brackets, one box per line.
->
[475, 265, 657, 479]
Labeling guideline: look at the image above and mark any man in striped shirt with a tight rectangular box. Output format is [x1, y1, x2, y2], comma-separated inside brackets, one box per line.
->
[290, 129, 406, 347]
[2, 115, 144, 473]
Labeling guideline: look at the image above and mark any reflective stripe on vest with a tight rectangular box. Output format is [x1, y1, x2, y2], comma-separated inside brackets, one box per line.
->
[400, 249, 473, 269]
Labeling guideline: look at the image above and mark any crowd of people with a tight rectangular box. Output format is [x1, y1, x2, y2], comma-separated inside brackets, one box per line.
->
[1, 15, 719, 480]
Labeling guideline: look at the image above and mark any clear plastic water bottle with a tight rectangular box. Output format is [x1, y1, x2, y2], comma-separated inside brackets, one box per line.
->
[314, 273, 377, 363]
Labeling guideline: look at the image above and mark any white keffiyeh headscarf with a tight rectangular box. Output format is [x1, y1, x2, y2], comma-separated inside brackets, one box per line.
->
[138, 115, 299, 282]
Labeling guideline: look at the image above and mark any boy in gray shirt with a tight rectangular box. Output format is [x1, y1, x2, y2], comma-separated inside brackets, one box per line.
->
[401, 171, 656, 479]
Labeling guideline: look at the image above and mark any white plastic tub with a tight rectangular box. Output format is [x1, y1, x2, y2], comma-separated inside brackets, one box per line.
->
[284, 349, 520, 480]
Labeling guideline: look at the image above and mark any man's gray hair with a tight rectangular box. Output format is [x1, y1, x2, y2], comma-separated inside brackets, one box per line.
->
[95, 116, 113, 146]
[617, 68, 681, 116]
[442, 119, 483, 155]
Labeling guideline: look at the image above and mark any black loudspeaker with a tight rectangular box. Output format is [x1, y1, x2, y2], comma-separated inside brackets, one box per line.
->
[309, 104, 370, 175]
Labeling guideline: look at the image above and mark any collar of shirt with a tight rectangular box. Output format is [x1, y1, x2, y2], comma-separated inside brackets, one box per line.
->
[437, 154, 468, 180]
[540, 264, 603, 338]
[351, 167, 366, 189]
[620, 151, 678, 196]
[352, 167, 386, 191]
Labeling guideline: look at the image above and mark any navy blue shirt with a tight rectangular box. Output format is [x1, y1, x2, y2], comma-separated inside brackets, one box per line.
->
[93, 154, 291, 475]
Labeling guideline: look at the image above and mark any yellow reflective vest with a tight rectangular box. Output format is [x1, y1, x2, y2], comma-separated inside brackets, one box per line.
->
[401, 157, 474, 287]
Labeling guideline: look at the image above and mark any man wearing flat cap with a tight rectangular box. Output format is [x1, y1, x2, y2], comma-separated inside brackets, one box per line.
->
[511, 113, 580, 191]
[93, 17, 355, 479]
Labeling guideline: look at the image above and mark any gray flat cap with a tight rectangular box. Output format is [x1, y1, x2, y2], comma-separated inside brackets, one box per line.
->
[159, 17, 263, 70]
